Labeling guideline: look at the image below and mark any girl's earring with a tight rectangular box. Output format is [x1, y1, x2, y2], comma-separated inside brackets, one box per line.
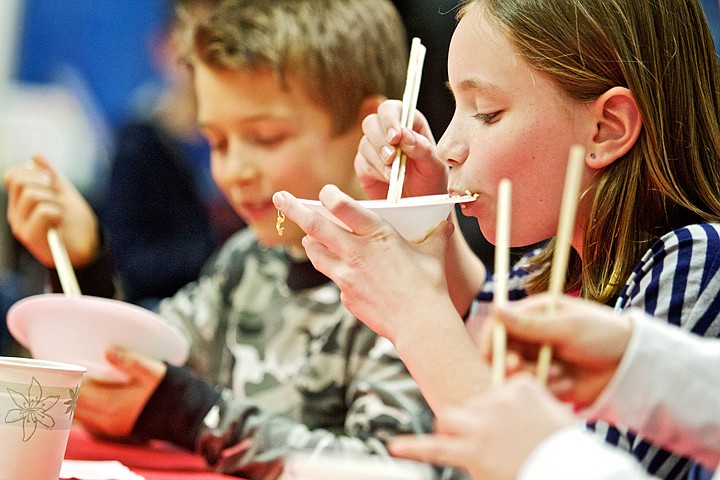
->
[589, 153, 596, 159]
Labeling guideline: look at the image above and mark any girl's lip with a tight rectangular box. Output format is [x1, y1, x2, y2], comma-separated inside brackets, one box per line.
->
[448, 188, 481, 198]
[458, 197, 482, 214]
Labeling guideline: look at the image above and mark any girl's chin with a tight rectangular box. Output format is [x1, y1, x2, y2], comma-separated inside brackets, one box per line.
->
[459, 198, 483, 215]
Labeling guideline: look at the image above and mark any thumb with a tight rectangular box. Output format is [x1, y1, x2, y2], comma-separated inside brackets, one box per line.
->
[106, 346, 166, 384]
[418, 219, 454, 249]
[31, 155, 58, 178]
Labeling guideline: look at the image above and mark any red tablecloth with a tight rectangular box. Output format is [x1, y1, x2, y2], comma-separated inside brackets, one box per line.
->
[63, 425, 240, 479]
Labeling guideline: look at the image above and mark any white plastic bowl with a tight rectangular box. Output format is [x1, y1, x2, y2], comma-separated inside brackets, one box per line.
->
[7, 294, 190, 383]
[298, 194, 476, 241]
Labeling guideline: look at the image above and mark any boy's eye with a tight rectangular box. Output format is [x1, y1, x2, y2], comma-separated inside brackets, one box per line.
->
[200, 129, 226, 152]
[473, 112, 500, 124]
[253, 134, 286, 147]
[247, 128, 290, 147]
[207, 138, 227, 153]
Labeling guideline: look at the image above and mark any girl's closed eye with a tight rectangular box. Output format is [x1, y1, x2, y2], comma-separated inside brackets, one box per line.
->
[473, 111, 501, 124]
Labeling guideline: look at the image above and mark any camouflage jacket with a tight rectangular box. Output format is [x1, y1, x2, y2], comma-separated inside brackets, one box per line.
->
[127, 229, 435, 479]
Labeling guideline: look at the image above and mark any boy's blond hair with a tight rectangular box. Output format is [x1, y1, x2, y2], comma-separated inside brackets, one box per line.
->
[178, 0, 408, 134]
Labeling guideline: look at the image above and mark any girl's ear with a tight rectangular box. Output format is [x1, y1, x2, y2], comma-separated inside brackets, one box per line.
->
[586, 87, 643, 169]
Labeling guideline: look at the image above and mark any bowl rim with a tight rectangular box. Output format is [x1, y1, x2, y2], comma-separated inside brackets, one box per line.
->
[0, 355, 87, 373]
[297, 193, 476, 209]
[6, 293, 189, 367]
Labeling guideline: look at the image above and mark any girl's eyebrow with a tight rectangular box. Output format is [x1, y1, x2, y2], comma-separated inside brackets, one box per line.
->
[458, 77, 502, 94]
[446, 78, 502, 99]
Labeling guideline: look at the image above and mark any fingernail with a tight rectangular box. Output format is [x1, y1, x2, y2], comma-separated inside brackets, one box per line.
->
[318, 186, 341, 210]
[272, 191, 286, 209]
[403, 131, 416, 146]
[386, 128, 398, 142]
[381, 146, 395, 161]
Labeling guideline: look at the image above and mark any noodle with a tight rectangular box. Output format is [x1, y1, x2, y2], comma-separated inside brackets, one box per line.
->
[276, 210, 286, 236]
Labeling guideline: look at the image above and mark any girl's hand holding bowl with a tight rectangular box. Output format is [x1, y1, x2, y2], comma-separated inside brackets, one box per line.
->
[272, 185, 468, 343]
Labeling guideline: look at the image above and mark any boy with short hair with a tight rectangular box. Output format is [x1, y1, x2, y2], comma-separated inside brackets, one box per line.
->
[3, 0, 434, 478]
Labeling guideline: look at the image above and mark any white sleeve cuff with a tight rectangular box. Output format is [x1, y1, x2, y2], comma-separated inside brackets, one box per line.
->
[518, 427, 650, 480]
[580, 308, 720, 468]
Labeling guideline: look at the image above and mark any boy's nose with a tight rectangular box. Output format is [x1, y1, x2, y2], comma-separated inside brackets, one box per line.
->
[220, 148, 260, 185]
[231, 163, 260, 184]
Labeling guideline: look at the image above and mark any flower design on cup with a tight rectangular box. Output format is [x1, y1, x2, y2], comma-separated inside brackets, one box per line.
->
[64, 385, 80, 416]
[5, 377, 59, 441]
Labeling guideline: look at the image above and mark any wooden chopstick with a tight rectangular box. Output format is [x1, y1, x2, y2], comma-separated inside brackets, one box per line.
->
[536, 145, 586, 385]
[491, 179, 511, 387]
[387, 37, 426, 203]
[47, 228, 82, 296]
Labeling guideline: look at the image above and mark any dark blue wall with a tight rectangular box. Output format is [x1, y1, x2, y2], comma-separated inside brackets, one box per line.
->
[13, 0, 720, 132]
[702, 0, 720, 52]
[15, 0, 170, 129]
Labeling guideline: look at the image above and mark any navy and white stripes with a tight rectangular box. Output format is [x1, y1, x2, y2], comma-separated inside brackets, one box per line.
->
[609, 224, 720, 478]
[476, 223, 720, 479]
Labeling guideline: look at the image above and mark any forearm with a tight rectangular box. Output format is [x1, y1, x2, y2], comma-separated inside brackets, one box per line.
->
[583, 310, 720, 469]
[444, 212, 486, 318]
[132, 364, 222, 451]
[394, 300, 490, 413]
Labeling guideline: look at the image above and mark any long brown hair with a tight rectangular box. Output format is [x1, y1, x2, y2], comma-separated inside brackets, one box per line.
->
[461, 0, 720, 303]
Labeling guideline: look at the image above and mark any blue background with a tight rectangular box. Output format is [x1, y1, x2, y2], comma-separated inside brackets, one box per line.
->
[13, 0, 720, 133]
[15, 0, 171, 130]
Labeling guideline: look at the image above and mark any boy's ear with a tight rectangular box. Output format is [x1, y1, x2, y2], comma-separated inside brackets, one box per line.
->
[356, 95, 386, 124]
[586, 86, 642, 169]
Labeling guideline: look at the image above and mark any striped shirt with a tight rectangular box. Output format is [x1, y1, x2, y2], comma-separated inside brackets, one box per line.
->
[476, 223, 720, 480]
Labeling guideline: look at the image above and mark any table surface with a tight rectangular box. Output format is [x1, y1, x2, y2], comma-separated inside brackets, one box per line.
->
[63, 425, 240, 479]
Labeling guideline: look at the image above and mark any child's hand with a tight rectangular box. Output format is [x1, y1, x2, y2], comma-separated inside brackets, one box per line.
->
[3, 155, 100, 268]
[74, 347, 167, 438]
[388, 374, 575, 480]
[273, 185, 456, 343]
[481, 294, 632, 408]
[354, 99, 448, 200]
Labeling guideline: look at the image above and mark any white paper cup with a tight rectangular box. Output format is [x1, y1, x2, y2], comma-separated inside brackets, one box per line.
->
[0, 356, 86, 480]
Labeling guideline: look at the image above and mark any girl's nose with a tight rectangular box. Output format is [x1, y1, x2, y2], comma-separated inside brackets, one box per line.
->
[437, 123, 469, 168]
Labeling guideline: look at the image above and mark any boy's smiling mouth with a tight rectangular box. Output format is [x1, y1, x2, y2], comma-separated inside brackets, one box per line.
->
[239, 200, 276, 222]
